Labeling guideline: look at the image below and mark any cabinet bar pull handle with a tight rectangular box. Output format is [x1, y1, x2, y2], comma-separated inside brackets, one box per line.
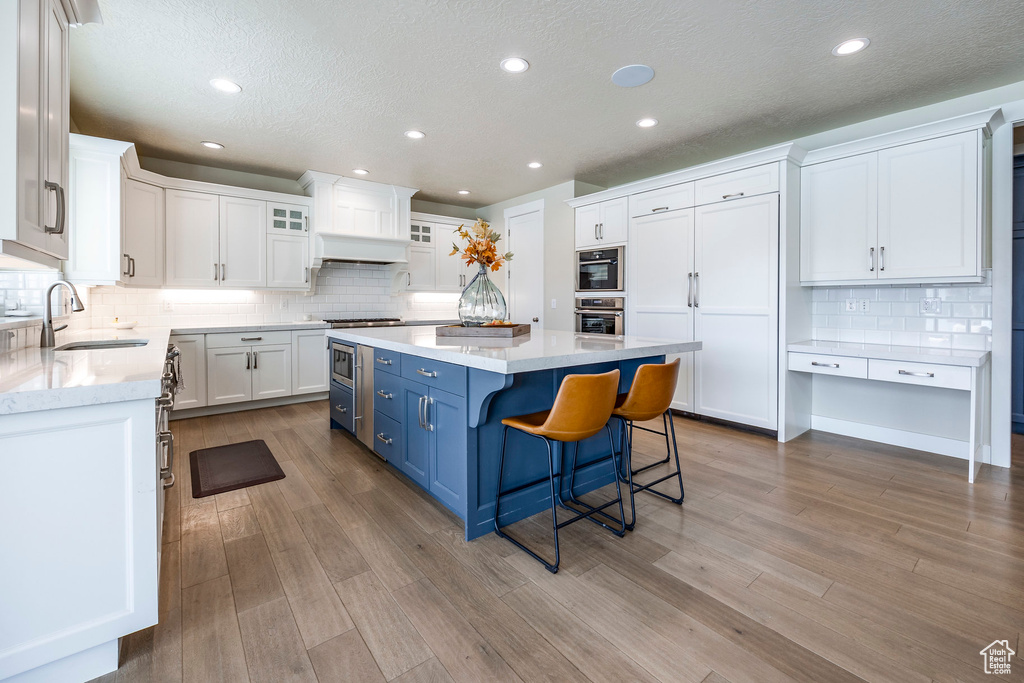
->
[693, 272, 700, 308]
[304, 267, 309, 283]
[416, 368, 438, 378]
[221, 263, 226, 281]
[811, 361, 840, 368]
[129, 257, 136, 278]
[123, 253, 131, 276]
[376, 433, 393, 445]
[417, 396, 425, 429]
[214, 263, 219, 281]
[687, 272, 693, 307]
[304, 216, 309, 232]
[241, 337, 262, 341]
[869, 247, 875, 272]
[898, 369, 935, 378]
[424, 397, 434, 432]
[879, 246, 885, 272]
[722, 192, 745, 199]
[253, 351, 258, 369]
[44, 181, 66, 234]
[652, 206, 670, 212]
[245, 351, 251, 369]
[376, 389, 393, 399]
[407, 272, 411, 286]
[335, 405, 347, 413]
[599, 222, 604, 239]
[375, 357, 392, 365]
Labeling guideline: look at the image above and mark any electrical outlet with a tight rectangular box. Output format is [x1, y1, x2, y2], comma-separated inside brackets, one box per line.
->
[550, 298, 556, 309]
[921, 297, 942, 314]
[162, 301, 173, 312]
[859, 299, 870, 312]
[281, 299, 289, 311]
[845, 299, 858, 312]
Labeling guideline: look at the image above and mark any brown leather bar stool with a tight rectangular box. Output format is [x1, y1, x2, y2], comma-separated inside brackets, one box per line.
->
[493, 369, 625, 573]
[612, 358, 683, 531]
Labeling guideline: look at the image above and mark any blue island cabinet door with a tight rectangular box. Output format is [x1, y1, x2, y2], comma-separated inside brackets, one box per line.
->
[427, 387, 467, 513]
[400, 379, 430, 488]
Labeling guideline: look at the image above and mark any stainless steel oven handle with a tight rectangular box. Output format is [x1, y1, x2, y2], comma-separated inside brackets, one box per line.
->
[159, 431, 175, 487]
[353, 359, 362, 422]
[580, 258, 617, 265]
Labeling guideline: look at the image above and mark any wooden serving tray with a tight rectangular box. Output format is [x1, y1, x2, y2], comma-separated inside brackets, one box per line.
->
[436, 323, 532, 338]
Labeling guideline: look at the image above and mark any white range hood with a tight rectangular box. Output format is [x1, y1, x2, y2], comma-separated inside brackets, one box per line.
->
[316, 232, 409, 264]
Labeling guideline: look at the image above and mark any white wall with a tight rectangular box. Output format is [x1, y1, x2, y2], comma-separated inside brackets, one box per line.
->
[138, 157, 306, 195]
[410, 199, 477, 220]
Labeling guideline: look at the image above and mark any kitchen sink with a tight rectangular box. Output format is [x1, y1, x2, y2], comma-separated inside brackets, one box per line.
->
[55, 339, 150, 351]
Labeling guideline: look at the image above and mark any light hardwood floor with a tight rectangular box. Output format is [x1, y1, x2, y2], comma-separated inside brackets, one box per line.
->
[90, 401, 1024, 682]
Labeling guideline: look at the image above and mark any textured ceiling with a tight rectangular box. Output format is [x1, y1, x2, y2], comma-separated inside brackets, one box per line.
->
[70, 0, 1024, 207]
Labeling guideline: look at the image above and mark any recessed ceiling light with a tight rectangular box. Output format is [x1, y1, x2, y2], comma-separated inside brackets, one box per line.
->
[612, 64, 654, 88]
[209, 78, 241, 94]
[404, 130, 425, 139]
[457, 190, 471, 195]
[636, 118, 658, 128]
[528, 162, 543, 169]
[200, 141, 224, 149]
[832, 38, 870, 56]
[352, 168, 369, 175]
[500, 57, 529, 73]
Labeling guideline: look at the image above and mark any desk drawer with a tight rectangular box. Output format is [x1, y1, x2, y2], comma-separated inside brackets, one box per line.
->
[695, 163, 779, 205]
[207, 331, 291, 348]
[867, 359, 971, 391]
[401, 356, 467, 396]
[788, 352, 867, 378]
[373, 369, 402, 421]
[629, 182, 694, 216]
[370, 348, 401, 375]
[372, 411, 402, 462]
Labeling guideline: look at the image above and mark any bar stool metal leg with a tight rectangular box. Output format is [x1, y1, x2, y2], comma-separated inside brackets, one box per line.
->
[623, 410, 684, 505]
[616, 417, 638, 531]
[561, 425, 628, 537]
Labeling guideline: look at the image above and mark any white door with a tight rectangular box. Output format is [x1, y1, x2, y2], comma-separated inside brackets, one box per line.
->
[575, 204, 601, 249]
[206, 346, 252, 405]
[877, 130, 979, 280]
[628, 209, 695, 412]
[406, 246, 435, 291]
[165, 190, 220, 287]
[123, 180, 164, 286]
[42, 0, 69, 260]
[599, 197, 629, 244]
[169, 334, 207, 410]
[292, 330, 328, 395]
[252, 344, 292, 401]
[800, 153, 878, 283]
[433, 222, 465, 291]
[505, 200, 545, 326]
[15, 0, 46, 254]
[219, 196, 266, 288]
[694, 194, 779, 430]
[267, 234, 308, 289]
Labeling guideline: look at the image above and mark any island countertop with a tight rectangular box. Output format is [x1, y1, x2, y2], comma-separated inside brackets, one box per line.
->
[325, 326, 701, 374]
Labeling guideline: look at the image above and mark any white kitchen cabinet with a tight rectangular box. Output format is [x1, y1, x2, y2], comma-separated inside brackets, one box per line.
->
[123, 179, 165, 286]
[628, 208, 695, 412]
[800, 154, 878, 283]
[169, 334, 206, 410]
[877, 131, 980, 280]
[406, 245, 436, 291]
[694, 163, 779, 206]
[267, 202, 308, 235]
[251, 344, 292, 400]
[693, 194, 779, 430]
[292, 330, 329, 394]
[406, 215, 469, 292]
[219, 195, 266, 288]
[434, 222, 467, 291]
[165, 189, 220, 287]
[334, 183, 395, 236]
[207, 346, 253, 405]
[575, 197, 627, 249]
[0, 0, 74, 267]
[267, 234, 309, 289]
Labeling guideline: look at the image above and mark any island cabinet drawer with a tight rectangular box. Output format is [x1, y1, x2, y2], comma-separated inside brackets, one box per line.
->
[373, 370, 402, 421]
[788, 352, 867, 378]
[330, 383, 354, 432]
[695, 163, 779, 205]
[372, 412, 402, 462]
[401, 356, 467, 396]
[867, 359, 972, 391]
[629, 182, 694, 216]
[207, 331, 291, 348]
[371, 348, 401, 374]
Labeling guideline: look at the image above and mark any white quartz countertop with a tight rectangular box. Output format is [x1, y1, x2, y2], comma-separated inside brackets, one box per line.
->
[0, 327, 171, 415]
[788, 340, 990, 368]
[327, 326, 701, 374]
[169, 321, 329, 335]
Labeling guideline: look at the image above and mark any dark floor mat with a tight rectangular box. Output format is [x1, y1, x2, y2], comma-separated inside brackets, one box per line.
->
[189, 439, 285, 498]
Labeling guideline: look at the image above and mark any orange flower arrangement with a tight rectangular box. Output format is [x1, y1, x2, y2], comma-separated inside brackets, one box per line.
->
[449, 219, 513, 272]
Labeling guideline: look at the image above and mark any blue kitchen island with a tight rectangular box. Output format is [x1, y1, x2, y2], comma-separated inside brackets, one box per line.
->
[326, 326, 701, 540]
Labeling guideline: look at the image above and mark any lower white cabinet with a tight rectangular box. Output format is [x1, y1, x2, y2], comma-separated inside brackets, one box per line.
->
[169, 334, 206, 410]
[292, 330, 329, 394]
[251, 344, 292, 400]
[267, 234, 309, 289]
[207, 346, 253, 405]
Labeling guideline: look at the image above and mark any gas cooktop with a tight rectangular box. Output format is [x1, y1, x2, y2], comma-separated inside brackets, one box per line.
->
[323, 317, 405, 328]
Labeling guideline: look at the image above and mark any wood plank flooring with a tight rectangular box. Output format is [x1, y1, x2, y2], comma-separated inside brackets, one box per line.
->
[90, 401, 1024, 682]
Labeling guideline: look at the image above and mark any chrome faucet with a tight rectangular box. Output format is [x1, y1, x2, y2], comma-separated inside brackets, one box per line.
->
[41, 280, 85, 348]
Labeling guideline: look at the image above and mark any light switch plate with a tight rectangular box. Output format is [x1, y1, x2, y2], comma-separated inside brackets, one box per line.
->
[859, 299, 870, 312]
[551, 298, 557, 309]
[921, 297, 942, 314]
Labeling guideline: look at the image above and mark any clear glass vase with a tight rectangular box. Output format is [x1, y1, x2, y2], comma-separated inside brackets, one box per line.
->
[458, 264, 507, 326]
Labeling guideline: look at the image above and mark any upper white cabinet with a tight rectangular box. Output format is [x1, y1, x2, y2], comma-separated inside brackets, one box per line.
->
[800, 117, 992, 285]
[406, 213, 470, 292]
[66, 135, 164, 286]
[433, 222, 466, 290]
[0, 0, 75, 268]
[165, 190, 221, 287]
[267, 202, 308, 235]
[267, 234, 309, 289]
[575, 197, 627, 248]
[218, 196, 266, 288]
[629, 183, 694, 217]
[694, 163, 779, 205]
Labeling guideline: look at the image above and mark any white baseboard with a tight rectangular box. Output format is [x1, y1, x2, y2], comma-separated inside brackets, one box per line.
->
[169, 392, 328, 420]
[810, 415, 970, 460]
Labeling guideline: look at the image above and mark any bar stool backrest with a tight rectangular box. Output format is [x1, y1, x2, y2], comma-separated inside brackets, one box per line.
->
[615, 358, 680, 422]
[539, 369, 621, 442]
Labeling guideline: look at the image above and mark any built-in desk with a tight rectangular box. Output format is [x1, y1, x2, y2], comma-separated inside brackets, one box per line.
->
[788, 340, 990, 482]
